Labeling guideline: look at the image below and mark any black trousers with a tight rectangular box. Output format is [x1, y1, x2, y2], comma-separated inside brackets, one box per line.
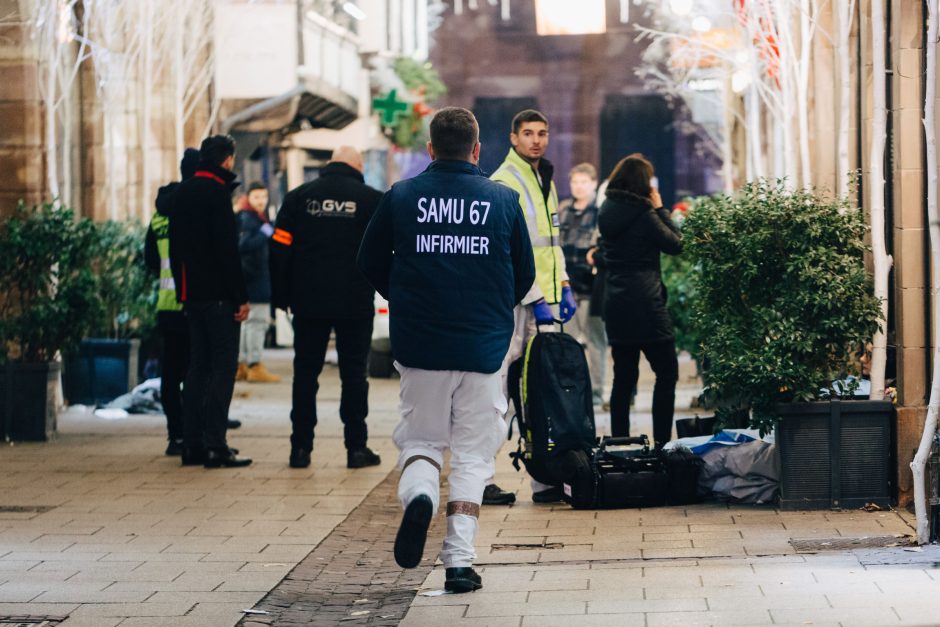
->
[609, 341, 678, 447]
[158, 311, 188, 442]
[183, 301, 240, 450]
[291, 316, 373, 451]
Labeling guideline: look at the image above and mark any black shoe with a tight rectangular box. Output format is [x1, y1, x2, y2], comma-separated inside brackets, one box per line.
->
[204, 448, 252, 468]
[227, 419, 242, 429]
[289, 447, 311, 469]
[394, 494, 433, 569]
[181, 446, 206, 466]
[347, 447, 381, 469]
[165, 439, 184, 456]
[445, 567, 482, 593]
[532, 486, 565, 503]
[482, 483, 516, 505]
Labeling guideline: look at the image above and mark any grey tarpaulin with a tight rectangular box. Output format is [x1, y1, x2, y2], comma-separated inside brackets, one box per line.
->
[698, 440, 779, 504]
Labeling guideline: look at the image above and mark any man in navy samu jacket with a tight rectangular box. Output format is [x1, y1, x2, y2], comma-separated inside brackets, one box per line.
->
[357, 107, 535, 592]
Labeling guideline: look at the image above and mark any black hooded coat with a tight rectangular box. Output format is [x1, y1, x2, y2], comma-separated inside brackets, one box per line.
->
[597, 189, 682, 345]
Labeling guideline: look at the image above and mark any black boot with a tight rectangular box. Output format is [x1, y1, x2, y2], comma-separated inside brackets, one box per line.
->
[445, 567, 482, 593]
[289, 447, 311, 469]
[204, 447, 252, 468]
[347, 447, 381, 469]
[165, 439, 184, 456]
[394, 494, 432, 569]
[482, 483, 516, 505]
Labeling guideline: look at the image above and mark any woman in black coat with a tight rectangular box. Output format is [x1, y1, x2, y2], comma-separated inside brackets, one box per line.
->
[598, 154, 682, 448]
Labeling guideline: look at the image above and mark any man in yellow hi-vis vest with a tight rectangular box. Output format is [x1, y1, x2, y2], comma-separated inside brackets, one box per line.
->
[145, 149, 242, 457]
[145, 149, 200, 456]
[484, 109, 578, 505]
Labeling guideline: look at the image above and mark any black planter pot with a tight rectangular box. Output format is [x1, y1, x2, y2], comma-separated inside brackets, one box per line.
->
[776, 399, 894, 510]
[0, 361, 60, 442]
[63, 338, 140, 406]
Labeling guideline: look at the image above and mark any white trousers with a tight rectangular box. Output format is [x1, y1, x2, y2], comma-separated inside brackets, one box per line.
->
[238, 303, 270, 365]
[394, 363, 505, 568]
[490, 305, 557, 493]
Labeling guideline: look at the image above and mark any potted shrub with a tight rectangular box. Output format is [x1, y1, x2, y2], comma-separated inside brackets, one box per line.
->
[63, 220, 156, 405]
[661, 221, 701, 368]
[683, 180, 888, 510]
[0, 203, 102, 441]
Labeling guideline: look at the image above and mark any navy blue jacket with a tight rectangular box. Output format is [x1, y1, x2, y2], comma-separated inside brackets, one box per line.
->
[236, 208, 272, 303]
[357, 159, 536, 373]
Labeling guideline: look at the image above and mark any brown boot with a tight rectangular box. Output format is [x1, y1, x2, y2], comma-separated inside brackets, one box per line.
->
[235, 362, 248, 382]
[246, 363, 281, 383]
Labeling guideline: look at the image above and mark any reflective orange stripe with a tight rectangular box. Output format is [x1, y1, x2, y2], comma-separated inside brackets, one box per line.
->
[272, 228, 293, 246]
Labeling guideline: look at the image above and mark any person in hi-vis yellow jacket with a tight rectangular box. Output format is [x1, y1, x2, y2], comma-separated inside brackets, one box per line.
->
[484, 109, 578, 505]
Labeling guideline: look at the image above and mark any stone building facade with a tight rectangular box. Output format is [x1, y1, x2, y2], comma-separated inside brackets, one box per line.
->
[0, 0, 211, 222]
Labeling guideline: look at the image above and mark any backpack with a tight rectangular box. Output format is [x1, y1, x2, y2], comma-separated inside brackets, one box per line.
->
[508, 331, 596, 487]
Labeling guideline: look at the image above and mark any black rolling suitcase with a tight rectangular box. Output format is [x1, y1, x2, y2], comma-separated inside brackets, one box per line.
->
[507, 330, 595, 489]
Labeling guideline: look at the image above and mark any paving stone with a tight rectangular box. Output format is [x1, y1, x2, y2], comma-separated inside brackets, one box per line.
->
[770, 607, 902, 625]
[644, 583, 763, 600]
[645, 609, 774, 626]
[709, 592, 831, 610]
[399, 605, 468, 624]
[411, 590, 526, 607]
[523, 615, 644, 626]
[57, 617, 124, 627]
[65, 601, 196, 617]
[589, 598, 708, 613]
[464, 600, 586, 617]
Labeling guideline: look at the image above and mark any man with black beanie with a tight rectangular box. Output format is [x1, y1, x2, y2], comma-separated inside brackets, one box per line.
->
[145, 148, 200, 455]
[168, 135, 252, 468]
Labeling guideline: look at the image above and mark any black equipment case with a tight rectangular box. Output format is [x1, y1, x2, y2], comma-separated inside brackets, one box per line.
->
[563, 435, 703, 509]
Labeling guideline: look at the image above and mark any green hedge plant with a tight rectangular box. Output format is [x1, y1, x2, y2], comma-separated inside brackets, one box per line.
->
[0, 203, 102, 363]
[90, 220, 156, 340]
[682, 180, 882, 434]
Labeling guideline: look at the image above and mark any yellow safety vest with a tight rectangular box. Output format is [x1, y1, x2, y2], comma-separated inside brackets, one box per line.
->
[150, 214, 183, 313]
[491, 148, 566, 304]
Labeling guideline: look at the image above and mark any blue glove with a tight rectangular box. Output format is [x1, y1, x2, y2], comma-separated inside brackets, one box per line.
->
[260, 223, 275, 238]
[559, 286, 577, 323]
[532, 299, 555, 326]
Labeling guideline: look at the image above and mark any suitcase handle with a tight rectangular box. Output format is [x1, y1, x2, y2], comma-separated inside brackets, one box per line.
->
[600, 435, 651, 450]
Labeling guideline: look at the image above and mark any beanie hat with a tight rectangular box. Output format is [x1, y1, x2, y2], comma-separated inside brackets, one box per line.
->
[180, 148, 200, 180]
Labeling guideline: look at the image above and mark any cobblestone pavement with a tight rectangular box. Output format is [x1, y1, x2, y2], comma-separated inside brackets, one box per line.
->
[0, 349, 399, 627]
[4, 348, 932, 626]
[238, 470, 442, 627]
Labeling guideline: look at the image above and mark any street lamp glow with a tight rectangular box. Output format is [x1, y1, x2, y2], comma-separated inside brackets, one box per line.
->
[535, 0, 606, 35]
[342, 2, 366, 21]
[731, 69, 752, 93]
[691, 16, 711, 32]
[669, 0, 694, 16]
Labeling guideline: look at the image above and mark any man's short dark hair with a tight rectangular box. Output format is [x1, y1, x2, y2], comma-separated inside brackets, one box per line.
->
[429, 107, 479, 160]
[511, 109, 549, 134]
[246, 181, 267, 194]
[199, 134, 236, 166]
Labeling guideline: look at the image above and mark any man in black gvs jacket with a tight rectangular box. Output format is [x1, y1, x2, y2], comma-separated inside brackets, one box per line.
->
[168, 135, 252, 468]
[270, 146, 384, 470]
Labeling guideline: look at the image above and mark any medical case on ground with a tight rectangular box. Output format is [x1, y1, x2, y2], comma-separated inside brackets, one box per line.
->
[563, 435, 703, 509]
